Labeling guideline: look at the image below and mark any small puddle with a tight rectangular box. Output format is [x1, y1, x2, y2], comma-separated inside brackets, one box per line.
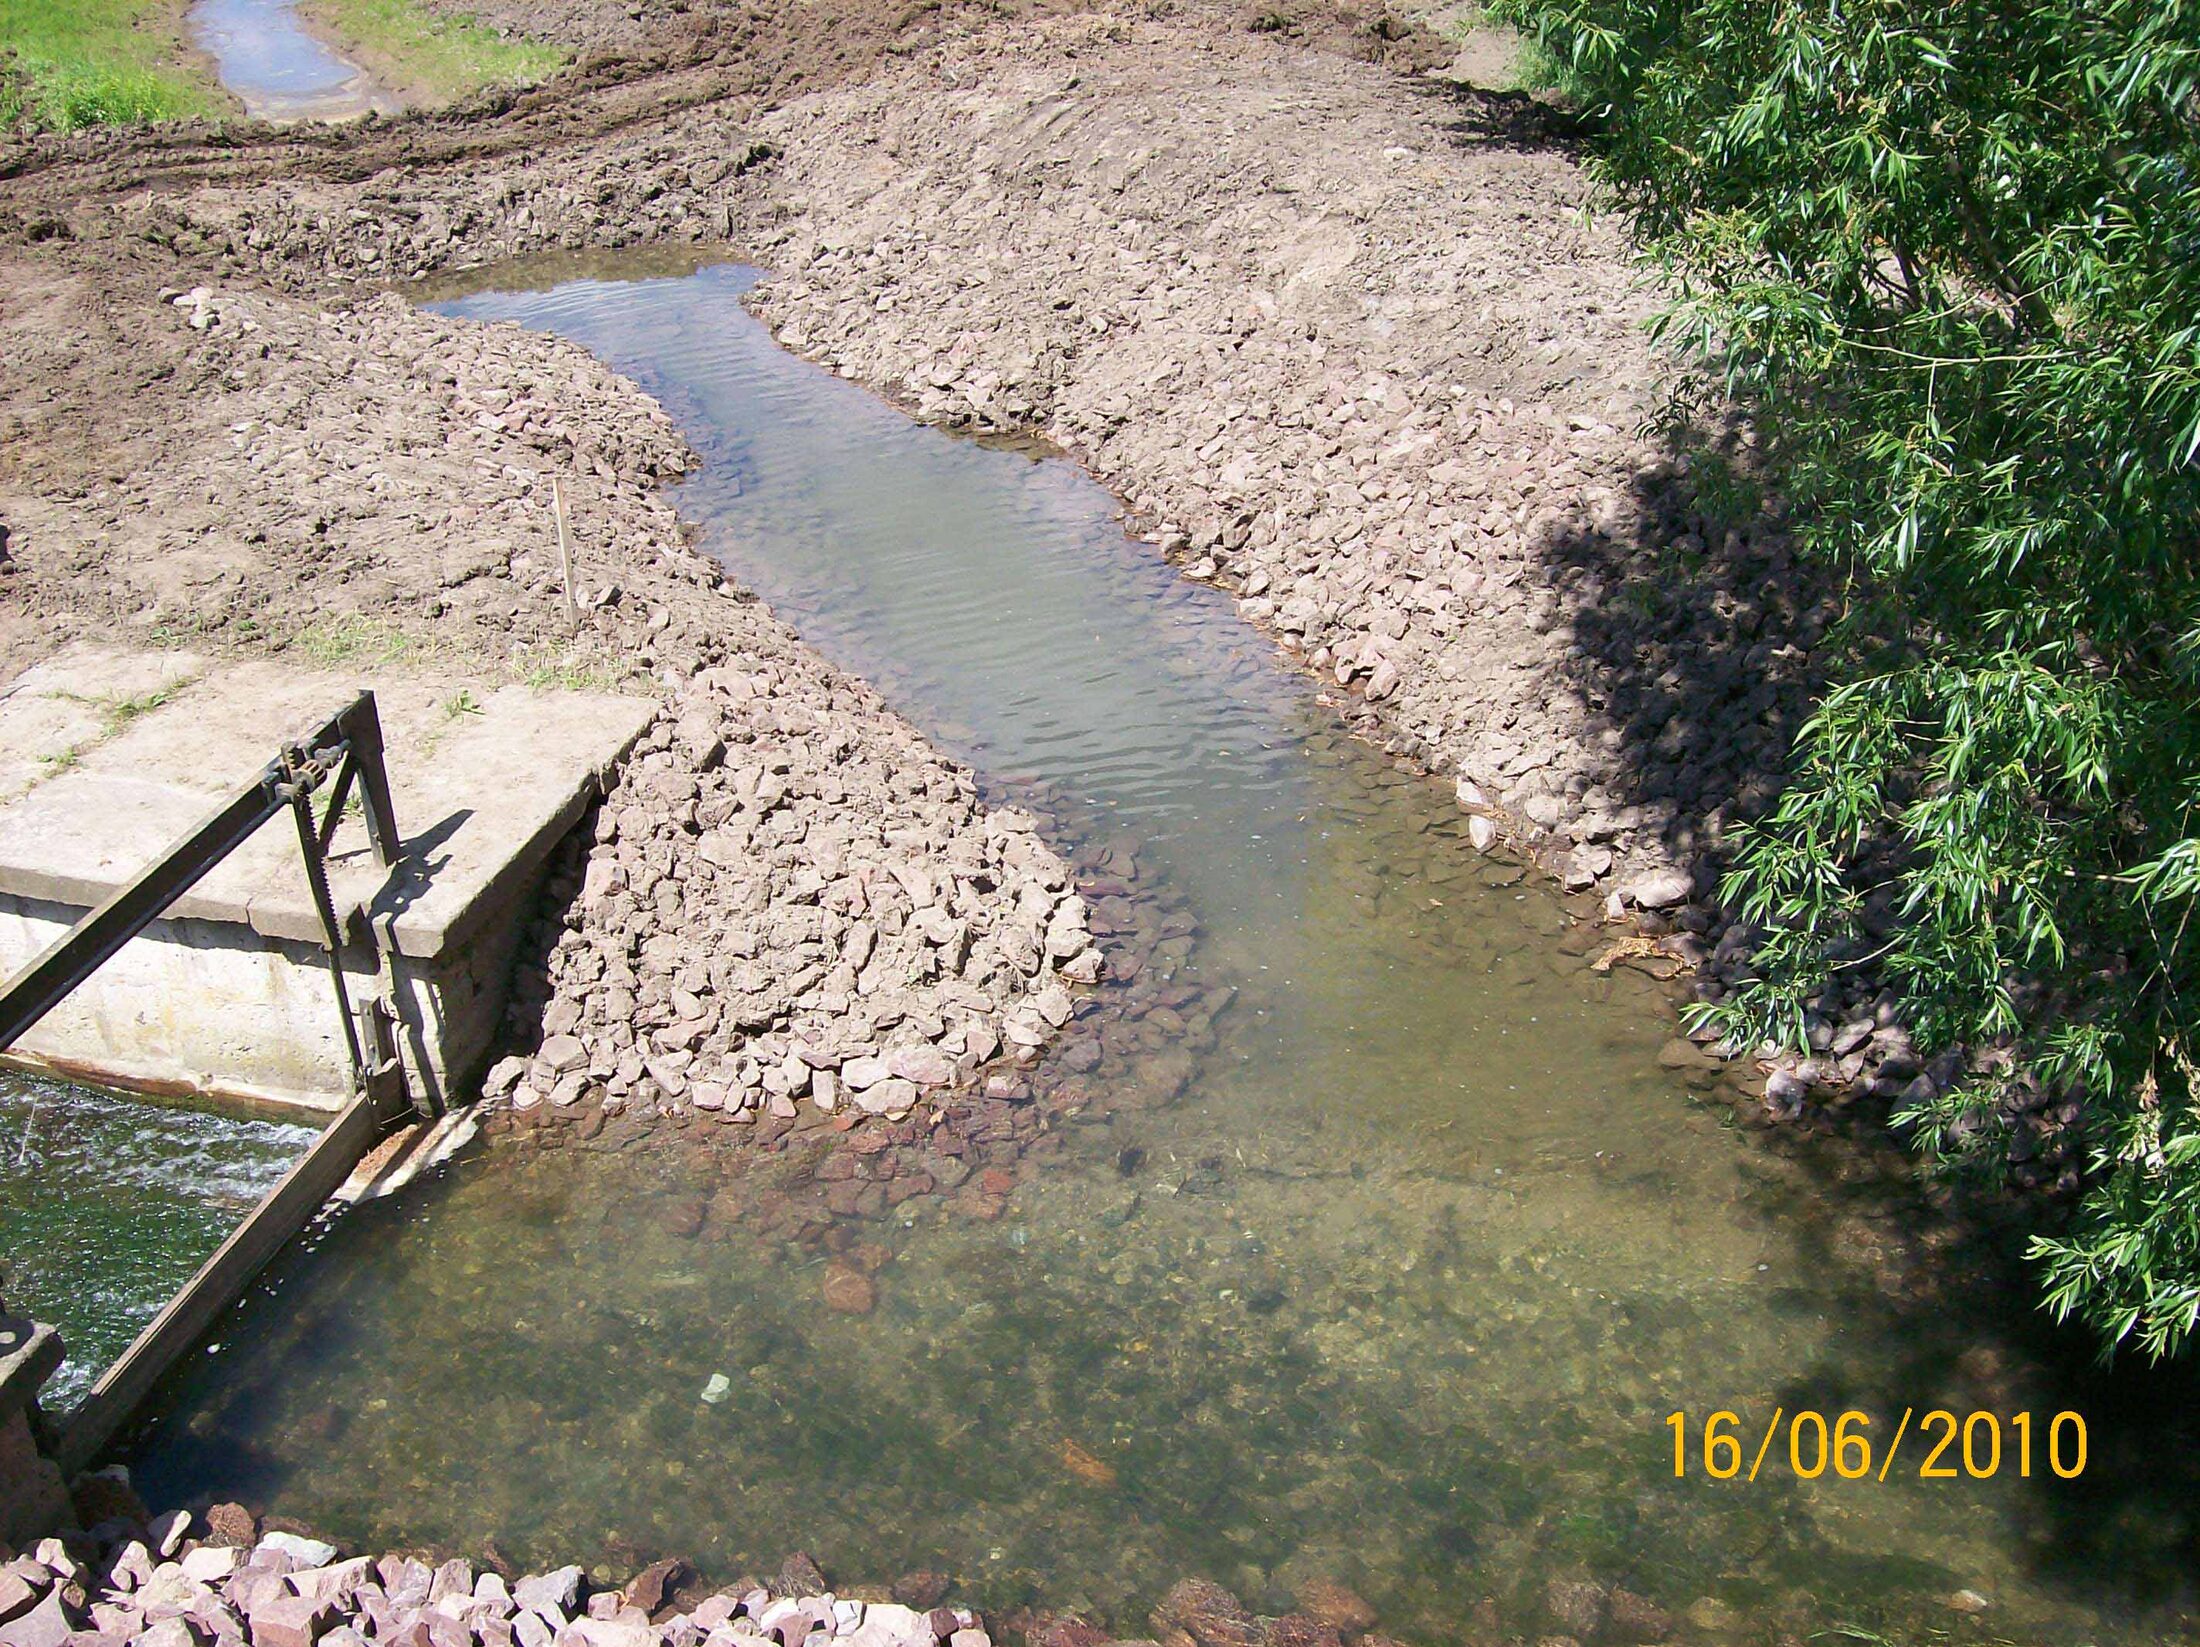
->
[122, 258, 2200, 1643]
[190, 0, 400, 122]
[1, 1071, 317, 1413]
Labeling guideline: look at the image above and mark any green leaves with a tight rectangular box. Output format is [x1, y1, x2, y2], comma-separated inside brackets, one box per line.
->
[1499, 0, 2200, 1356]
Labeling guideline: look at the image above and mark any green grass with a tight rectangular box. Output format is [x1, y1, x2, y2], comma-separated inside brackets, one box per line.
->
[300, 0, 565, 101]
[513, 642, 628, 695]
[1506, 31, 1586, 99]
[288, 614, 420, 671]
[0, 0, 217, 131]
[96, 682, 183, 731]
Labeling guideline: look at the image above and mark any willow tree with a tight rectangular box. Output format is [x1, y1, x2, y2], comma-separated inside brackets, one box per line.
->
[1493, 0, 2200, 1356]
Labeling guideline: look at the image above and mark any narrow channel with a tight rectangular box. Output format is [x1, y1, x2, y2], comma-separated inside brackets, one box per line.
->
[123, 259, 2199, 1643]
[189, 0, 399, 122]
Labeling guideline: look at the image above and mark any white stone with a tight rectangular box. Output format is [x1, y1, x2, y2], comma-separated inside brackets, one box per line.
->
[261, 1532, 338, 1567]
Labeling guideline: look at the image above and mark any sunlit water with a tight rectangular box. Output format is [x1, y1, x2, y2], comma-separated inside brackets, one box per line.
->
[126, 259, 2200, 1644]
[190, 0, 399, 121]
[0, 1071, 316, 1412]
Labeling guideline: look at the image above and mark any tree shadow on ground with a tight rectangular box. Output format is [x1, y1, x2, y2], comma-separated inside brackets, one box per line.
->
[1529, 411, 2200, 1617]
[1537, 432, 1829, 889]
[1410, 73, 1602, 154]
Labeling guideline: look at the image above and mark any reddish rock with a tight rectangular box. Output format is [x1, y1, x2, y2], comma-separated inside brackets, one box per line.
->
[1287, 1584, 1373, 1638]
[891, 1574, 950, 1611]
[884, 1174, 934, 1206]
[1607, 1591, 1672, 1643]
[662, 1198, 707, 1238]
[1151, 1582, 1261, 1647]
[978, 1168, 1017, 1197]
[620, 1558, 690, 1619]
[202, 1507, 257, 1551]
[69, 1475, 148, 1531]
[1262, 1617, 1343, 1647]
[247, 1595, 338, 1647]
[822, 1264, 878, 1315]
[1543, 1580, 1605, 1641]
[1024, 1615, 1110, 1647]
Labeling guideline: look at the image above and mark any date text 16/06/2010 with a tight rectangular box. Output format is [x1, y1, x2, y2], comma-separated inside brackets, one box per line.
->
[1666, 1409, 2088, 1482]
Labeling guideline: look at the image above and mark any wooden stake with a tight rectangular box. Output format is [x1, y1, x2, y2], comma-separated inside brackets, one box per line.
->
[551, 475, 579, 624]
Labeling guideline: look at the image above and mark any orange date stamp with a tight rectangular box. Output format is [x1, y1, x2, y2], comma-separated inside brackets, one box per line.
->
[1666, 1408, 2089, 1481]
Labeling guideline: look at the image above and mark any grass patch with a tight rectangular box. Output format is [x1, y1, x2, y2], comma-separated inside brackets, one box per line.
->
[513, 640, 631, 695]
[97, 682, 183, 731]
[1506, 31, 1584, 100]
[51, 679, 188, 732]
[31, 679, 194, 783]
[300, 0, 565, 102]
[288, 614, 420, 671]
[0, 0, 218, 131]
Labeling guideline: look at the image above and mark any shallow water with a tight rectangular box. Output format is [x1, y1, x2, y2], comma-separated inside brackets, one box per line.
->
[0, 1071, 317, 1413]
[190, 0, 398, 121]
[127, 259, 2200, 1643]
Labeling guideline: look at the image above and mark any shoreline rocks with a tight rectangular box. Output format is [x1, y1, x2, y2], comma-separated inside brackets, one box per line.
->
[0, 1511, 994, 1647]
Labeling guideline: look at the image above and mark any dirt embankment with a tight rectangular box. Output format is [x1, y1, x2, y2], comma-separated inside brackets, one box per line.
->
[0, 0, 1941, 1138]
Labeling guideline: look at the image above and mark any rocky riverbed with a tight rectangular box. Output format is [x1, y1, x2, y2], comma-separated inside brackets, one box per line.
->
[0, 0, 2095, 1634]
[0, 1504, 1005, 1647]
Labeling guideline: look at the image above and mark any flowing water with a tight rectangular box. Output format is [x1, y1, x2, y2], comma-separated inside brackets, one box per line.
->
[189, 0, 399, 121]
[0, 1071, 317, 1413]
[125, 257, 2200, 1644]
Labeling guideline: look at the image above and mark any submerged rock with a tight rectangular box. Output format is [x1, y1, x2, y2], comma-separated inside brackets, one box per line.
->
[822, 1264, 878, 1315]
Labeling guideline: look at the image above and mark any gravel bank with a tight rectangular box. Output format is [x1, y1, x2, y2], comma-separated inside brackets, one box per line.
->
[729, 9, 1828, 910]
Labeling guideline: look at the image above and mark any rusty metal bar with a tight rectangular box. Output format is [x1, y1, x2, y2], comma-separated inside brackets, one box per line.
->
[0, 692, 402, 1092]
[55, 1088, 387, 1474]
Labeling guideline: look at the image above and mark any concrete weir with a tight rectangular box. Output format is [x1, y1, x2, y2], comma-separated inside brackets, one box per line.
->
[0, 647, 656, 1113]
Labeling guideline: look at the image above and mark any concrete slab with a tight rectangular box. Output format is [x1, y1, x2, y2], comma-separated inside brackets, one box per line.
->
[0, 647, 656, 1109]
[0, 649, 208, 803]
[0, 649, 655, 959]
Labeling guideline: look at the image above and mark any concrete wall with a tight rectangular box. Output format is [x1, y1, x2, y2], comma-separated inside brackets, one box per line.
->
[0, 1319, 74, 1549]
[0, 887, 536, 1113]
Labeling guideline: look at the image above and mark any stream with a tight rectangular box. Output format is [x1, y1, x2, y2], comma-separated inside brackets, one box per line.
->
[122, 258, 2200, 1645]
[189, 0, 399, 122]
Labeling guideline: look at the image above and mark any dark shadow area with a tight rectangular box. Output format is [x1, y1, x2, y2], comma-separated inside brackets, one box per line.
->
[1527, 428, 2200, 1621]
[357, 806, 473, 931]
[1411, 72, 1602, 154]
[1766, 1109, 2200, 1623]
[1534, 441, 1829, 884]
